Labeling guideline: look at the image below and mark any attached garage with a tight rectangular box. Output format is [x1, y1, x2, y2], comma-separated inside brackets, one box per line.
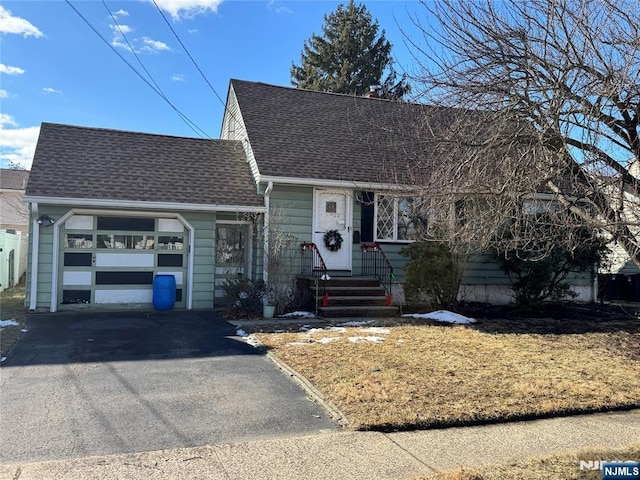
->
[25, 123, 265, 313]
[57, 213, 190, 309]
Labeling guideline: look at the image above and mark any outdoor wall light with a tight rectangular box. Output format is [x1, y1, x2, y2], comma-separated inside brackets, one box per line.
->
[37, 215, 55, 227]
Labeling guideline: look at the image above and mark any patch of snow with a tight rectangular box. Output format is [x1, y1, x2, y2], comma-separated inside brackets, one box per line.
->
[280, 311, 316, 318]
[305, 326, 346, 334]
[21, 329, 28, 333]
[299, 324, 312, 331]
[402, 310, 476, 324]
[363, 327, 390, 334]
[397, 339, 404, 343]
[286, 342, 310, 346]
[235, 329, 261, 347]
[0, 319, 19, 328]
[348, 336, 385, 343]
[338, 320, 373, 327]
[1, 357, 6, 362]
[317, 337, 341, 344]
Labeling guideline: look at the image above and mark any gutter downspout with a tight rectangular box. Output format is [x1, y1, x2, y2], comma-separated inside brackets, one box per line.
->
[28, 202, 39, 311]
[263, 181, 273, 284]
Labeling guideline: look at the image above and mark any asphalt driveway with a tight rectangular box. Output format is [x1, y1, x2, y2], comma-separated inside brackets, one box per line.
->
[0, 310, 337, 463]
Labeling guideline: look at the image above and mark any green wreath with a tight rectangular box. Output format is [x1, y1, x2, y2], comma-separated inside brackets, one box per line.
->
[323, 229, 343, 252]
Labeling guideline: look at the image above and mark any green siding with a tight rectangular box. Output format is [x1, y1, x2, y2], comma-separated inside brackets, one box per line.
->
[183, 212, 215, 309]
[269, 185, 313, 242]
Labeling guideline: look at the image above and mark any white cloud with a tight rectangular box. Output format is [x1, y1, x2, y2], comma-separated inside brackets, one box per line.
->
[0, 90, 8, 99]
[171, 74, 186, 82]
[42, 87, 63, 95]
[0, 116, 40, 169]
[188, 28, 199, 34]
[0, 5, 43, 38]
[140, 37, 170, 53]
[110, 23, 132, 35]
[0, 63, 25, 75]
[267, 0, 292, 15]
[108, 23, 169, 54]
[151, 0, 222, 20]
[113, 9, 129, 17]
[109, 23, 134, 51]
[0, 113, 18, 126]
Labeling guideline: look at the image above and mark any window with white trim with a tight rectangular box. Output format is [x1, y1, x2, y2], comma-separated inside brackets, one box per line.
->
[375, 195, 424, 242]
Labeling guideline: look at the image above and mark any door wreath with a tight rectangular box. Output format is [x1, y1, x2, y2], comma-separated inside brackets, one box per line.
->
[323, 229, 343, 252]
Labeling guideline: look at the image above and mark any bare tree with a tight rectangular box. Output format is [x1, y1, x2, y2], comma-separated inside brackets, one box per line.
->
[399, 0, 640, 263]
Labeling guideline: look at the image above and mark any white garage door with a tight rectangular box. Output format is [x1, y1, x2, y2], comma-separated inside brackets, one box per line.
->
[58, 214, 188, 309]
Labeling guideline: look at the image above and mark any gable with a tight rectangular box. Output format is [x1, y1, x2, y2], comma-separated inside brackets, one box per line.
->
[230, 79, 437, 186]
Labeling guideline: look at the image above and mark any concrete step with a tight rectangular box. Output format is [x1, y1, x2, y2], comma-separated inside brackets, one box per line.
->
[313, 286, 387, 297]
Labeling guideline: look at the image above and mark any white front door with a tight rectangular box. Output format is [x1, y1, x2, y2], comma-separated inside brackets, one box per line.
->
[313, 189, 352, 270]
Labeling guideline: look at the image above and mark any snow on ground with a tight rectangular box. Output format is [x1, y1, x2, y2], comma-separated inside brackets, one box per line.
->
[285, 322, 390, 346]
[279, 311, 316, 318]
[402, 310, 476, 324]
[0, 319, 19, 328]
[363, 327, 391, 334]
[235, 328, 262, 348]
[338, 320, 373, 327]
[348, 336, 385, 343]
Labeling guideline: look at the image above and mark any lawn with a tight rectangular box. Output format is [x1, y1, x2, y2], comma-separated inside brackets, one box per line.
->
[254, 310, 640, 431]
[0, 281, 27, 358]
[424, 443, 640, 480]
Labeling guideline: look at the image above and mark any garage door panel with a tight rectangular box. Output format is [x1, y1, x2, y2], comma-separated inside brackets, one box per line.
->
[63, 271, 92, 286]
[95, 289, 153, 304]
[95, 252, 155, 267]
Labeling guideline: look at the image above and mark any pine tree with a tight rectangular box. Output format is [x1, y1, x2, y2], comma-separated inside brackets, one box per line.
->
[291, 0, 409, 99]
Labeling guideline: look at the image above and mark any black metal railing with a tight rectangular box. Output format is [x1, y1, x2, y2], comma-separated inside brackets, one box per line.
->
[300, 243, 329, 311]
[361, 242, 395, 299]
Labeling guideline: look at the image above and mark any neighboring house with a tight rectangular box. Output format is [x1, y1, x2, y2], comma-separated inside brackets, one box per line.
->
[24, 79, 597, 313]
[1, 168, 30, 291]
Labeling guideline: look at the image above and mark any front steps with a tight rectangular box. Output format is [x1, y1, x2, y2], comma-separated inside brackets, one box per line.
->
[298, 276, 399, 318]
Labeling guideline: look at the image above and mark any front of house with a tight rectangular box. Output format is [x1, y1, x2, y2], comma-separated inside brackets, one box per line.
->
[24, 79, 597, 313]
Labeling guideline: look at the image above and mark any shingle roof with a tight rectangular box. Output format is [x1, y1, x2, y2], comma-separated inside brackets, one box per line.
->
[26, 123, 263, 208]
[0, 168, 29, 190]
[230, 79, 439, 185]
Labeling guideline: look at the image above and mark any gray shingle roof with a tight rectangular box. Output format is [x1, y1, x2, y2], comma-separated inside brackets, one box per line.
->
[0, 168, 29, 190]
[27, 123, 263, 208]
[231, 79, 437, 185]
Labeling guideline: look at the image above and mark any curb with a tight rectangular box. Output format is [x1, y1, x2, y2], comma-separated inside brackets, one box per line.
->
[265, 350, 349, 427]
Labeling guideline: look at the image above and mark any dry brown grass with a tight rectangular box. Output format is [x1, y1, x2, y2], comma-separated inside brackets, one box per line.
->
[255, 317, 640, 430]
[422, 443, 640, 480]
[0, 281, 27, 357]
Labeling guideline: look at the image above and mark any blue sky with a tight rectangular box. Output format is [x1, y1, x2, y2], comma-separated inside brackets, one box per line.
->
[0, 0, 426, 170]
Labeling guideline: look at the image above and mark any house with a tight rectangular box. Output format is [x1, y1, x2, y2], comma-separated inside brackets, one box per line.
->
[1, 168, 30, 291]
[24, 79, 598, 313]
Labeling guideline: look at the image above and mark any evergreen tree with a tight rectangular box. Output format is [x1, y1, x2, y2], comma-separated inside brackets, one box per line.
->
[291, 0, 409, 99]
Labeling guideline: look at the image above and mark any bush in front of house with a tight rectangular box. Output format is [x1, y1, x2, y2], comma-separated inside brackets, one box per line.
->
[495, 221, 608, 307]
[400, 240, 466, 310]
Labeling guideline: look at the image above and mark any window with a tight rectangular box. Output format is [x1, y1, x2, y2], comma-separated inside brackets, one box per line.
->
[216, 225, 245, 265]
[375, 195, 425, 242]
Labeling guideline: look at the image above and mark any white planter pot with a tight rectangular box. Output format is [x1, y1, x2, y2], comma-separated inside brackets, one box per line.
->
[263, 305, 275, 318]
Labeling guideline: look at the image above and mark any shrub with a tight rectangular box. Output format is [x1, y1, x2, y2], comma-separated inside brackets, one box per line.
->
[400, 240, 466, 310]
[496, 226, 608, 307]
[220, 275, 266, 315]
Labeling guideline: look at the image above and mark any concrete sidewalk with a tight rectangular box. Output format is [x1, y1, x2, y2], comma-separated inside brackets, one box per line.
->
[2, 409, 639, 480]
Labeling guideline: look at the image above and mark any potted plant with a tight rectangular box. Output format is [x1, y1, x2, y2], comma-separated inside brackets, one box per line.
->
[262, 288, 276, 319]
